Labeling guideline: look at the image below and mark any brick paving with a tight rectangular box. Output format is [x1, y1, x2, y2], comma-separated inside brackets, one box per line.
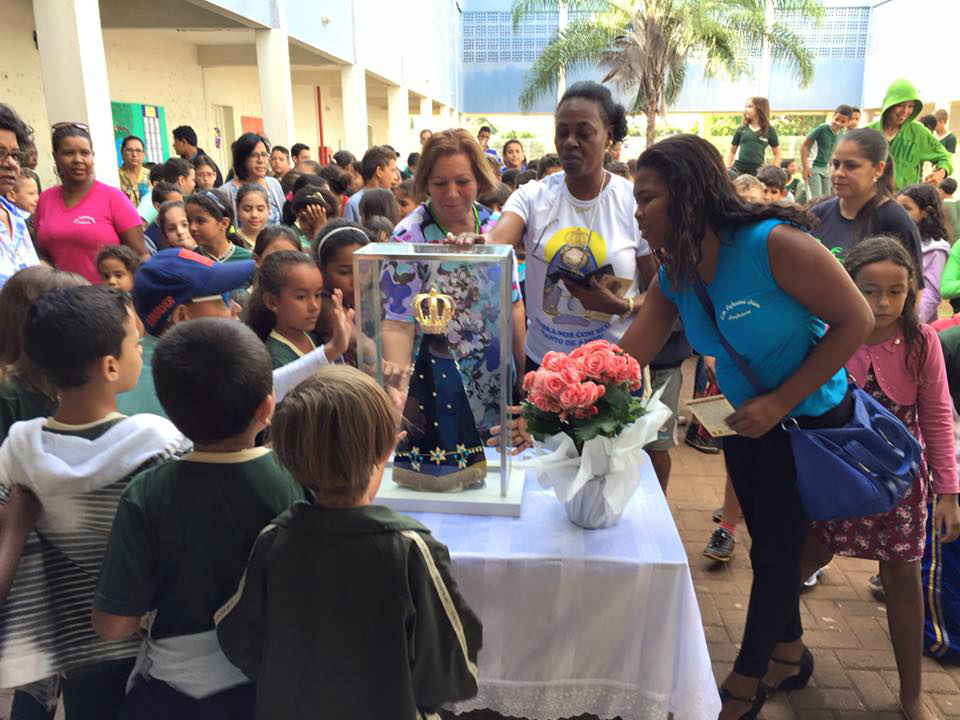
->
[4, 366, 959, 720]
[669, 406, 960, 719]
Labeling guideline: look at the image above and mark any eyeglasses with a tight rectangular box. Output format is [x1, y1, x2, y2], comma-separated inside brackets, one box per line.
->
[0, 148, 27, 165]
[249, 152, 270, 160]
[51, 121, 90, 131]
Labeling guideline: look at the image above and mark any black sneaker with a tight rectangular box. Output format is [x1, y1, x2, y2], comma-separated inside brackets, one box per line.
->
[704, 527, 736, 562]
[684, 433, 722, 455]
[868, 574, 885, 600]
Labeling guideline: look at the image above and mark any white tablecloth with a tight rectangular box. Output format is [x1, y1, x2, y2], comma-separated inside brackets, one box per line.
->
[409, 461, 721, 720]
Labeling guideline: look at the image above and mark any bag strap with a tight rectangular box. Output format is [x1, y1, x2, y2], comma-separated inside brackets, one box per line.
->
[692, 277, 769, 396]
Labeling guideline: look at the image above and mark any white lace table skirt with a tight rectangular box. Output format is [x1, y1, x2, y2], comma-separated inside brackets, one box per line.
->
[409, 463, 720, 720]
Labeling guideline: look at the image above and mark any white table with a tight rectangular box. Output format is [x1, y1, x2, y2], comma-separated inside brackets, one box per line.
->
[409, 461, 721, 720]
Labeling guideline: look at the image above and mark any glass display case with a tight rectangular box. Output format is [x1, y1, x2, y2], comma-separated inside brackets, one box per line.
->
[354, 243, 523, 516]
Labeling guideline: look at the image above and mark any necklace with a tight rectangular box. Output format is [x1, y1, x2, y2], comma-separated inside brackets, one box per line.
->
[558, 171, 610, 274]
[427, 202, 480, 237]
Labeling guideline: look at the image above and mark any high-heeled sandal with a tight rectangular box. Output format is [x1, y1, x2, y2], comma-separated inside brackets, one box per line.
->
[762, 647, 814, 694]
[899, 697, 939, 720]
[719, 684, 767, 720]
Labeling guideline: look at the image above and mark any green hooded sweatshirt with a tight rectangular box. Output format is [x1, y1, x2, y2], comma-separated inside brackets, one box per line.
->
[869, 78, 953, 190]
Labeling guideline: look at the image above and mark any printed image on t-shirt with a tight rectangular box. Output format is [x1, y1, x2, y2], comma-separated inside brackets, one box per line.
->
[542, 226, 604, 326]
[503, 171, 649, 361]
[540, 226, 633, 326]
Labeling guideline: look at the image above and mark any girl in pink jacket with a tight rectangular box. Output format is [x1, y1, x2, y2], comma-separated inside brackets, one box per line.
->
[804, 236, 960, 720]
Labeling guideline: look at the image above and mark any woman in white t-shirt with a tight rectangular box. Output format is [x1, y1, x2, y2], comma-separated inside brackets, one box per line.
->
[452, 81, 655, 370]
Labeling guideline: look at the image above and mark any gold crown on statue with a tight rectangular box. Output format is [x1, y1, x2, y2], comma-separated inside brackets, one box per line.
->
[413, 287, 455, 334]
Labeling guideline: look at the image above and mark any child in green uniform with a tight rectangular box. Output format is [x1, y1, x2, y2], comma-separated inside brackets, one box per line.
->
[216, 366, 482, 720]
[935, 110, 957, 154]
[185, 191, 254, 265]
[727, 96, 780, 176]
[314, 220, 369, 366]
[780, 158, 809, 204]
[119, 248, 351, 416]
[93, 319, 305, 719]
[0, 286, 190, 720]
[0, 266, 87, 717]
[289, 185, 338, 251]
[245, 250, 328, 368]
[868, 78, 953, 190]
[801, 104, 853, 198]
[940, 178, 960, 244]
[252, 225, 300, 267]
[0, 266, 87, 442]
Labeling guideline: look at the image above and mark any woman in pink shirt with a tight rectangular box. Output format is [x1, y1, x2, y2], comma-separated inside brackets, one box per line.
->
[800, 237, 959, 720]
[34, 124, 146, 283]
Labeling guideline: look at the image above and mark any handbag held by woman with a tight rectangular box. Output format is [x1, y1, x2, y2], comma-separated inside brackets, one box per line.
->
[694, 278, 920, 521]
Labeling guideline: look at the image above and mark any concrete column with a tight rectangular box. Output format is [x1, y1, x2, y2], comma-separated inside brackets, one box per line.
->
[418, 96, 433, 137]
[255, 0, 295, 148]
[387, 85, 409, 156]
[341, 65, 369, 155]
[33, 0, 119, 187]
[441, 105, 455, 131]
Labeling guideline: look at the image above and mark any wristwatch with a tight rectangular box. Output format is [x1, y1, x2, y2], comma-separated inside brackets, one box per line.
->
[619, 296, 636, 319]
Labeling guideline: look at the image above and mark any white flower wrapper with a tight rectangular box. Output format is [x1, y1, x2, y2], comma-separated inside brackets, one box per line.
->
[518, 386, 673, 528]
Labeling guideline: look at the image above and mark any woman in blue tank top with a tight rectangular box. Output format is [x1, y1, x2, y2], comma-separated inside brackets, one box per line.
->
[619, 135, 874, 720]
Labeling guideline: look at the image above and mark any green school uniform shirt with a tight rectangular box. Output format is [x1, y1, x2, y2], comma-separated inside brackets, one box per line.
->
[940, 132, 957, 154]
[868, 78, 953, 190]
[290, 224, 312, 251]
[0, 378, 56, 444]
[215, 502, 482, 720]
[198, 243, 254, 265]
[805, 123, 840, 169]
[117, 334, 164, 417]
[264, 330, 317, 369]
[939, 325, 960, 413]
[732, 125, 779, 176]
[786, 176, 809, 204]
[944, 200, 960, 244]
[94, 447, 305, 641]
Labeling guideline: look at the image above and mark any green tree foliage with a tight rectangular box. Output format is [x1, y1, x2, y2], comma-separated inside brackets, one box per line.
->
[514, 0, 824, 146]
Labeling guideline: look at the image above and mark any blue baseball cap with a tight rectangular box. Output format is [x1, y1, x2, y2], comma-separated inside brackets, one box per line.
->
[133, 248, 254, 336]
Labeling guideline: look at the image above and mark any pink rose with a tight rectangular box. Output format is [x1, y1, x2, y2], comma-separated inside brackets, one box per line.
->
[529, 390, 561, 414]
[586, 381, 605, 404]
[560, 386, 579, 411]
[571, 339, 616, 358]
[559, 363, 583, 385]
[581, 348, 617, 380]
[541, 351, 567, 372]
[540, 371, 567, 400]
[522, 370, 539, 393]
[625, 356, 643, 389]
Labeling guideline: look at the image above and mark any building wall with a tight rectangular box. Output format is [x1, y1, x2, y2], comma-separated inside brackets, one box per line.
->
[288, 0, 462, 110]
[292, 84, 320, 156]
[863, 0, 960, 124]
[1, 0, 55, 187]
[461, 0, 869, 114]
[317, 84, 346, 153]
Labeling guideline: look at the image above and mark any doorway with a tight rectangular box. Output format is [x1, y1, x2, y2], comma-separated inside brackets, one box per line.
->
[211, 104, 235, 174]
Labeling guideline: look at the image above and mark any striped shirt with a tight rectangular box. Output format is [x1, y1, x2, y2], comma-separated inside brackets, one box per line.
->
[0, 415, 188, 686]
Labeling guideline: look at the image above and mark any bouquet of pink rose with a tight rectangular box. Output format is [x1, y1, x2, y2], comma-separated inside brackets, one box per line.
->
[522, 340, 645, 450]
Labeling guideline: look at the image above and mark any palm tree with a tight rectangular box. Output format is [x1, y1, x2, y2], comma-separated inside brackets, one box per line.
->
[514, 0, 824, 147]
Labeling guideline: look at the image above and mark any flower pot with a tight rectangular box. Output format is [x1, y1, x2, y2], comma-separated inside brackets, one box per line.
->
[563, 474, 624, 529]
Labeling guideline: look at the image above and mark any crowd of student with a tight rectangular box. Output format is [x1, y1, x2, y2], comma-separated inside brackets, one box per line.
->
[0, 71, 958, 720]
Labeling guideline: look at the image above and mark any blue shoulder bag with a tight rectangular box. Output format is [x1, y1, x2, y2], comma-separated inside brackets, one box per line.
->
[693, 278, 920, 521]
